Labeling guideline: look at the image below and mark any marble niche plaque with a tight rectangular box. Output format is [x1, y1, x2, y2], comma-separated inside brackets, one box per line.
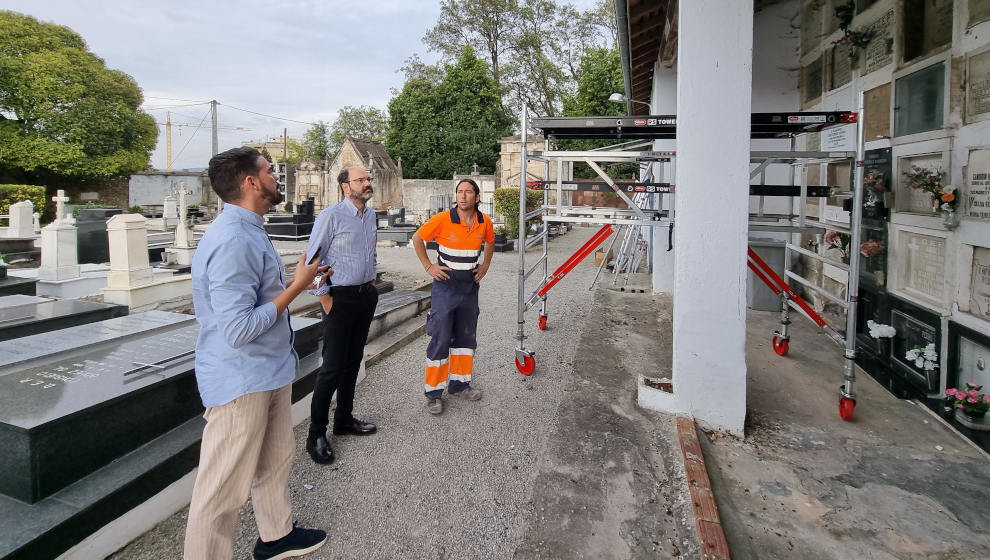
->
[967, 149, 990, 220]
[830, 43, 853, 89]
[971, 247, 990, 321]
[958, 334, 990, 391]
[864, 83, 891, 140]
[862, 10, 893, 76]
[897, 154, 943, 214]
[902, 231, 946, 301]
[966, 50, 990, 121]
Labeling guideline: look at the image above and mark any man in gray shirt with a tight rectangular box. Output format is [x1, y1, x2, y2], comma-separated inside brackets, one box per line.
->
[304, 166, 379, 465]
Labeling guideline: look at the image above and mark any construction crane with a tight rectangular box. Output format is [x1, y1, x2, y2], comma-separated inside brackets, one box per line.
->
[156, 110, 250, 171]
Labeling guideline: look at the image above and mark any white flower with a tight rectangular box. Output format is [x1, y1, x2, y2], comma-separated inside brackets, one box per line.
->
[905, 348, 921, 361]
[915, 357, 925, 368]
[923, 343, 938, 361]
[943, 185, 956, 194]
[923, 359, 936, 370]
[867, 320, 896, 338]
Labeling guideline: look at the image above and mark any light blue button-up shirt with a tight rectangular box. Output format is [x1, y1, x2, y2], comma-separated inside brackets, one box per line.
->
[191, 203, 297, 407]
[306, 197, 377, 295]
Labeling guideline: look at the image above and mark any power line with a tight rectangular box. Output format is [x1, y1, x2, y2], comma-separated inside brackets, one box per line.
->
[221, 103, 317, 126]
[171, 107, 212, 164]
[145, 96, 211, 103]
[143, 101, 213, 111]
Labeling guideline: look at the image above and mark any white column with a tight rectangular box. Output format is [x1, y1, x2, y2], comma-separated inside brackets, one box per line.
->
[651, 63, 678, 294]
[106, 214, 153, 288]
[672, 0, 752, 435]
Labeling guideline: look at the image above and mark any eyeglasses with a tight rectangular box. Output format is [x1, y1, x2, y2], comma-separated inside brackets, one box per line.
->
[345, 177, 373, 185]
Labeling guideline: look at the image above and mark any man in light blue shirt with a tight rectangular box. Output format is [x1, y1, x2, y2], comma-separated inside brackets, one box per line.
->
[185, 147, 327, 560]
[304, 166, 379, 465]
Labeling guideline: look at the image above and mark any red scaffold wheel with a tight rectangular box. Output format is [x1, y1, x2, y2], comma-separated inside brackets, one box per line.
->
[772, 335, 789, 356]
[839, 397, 855, 421]
[538, 315, 548, 330]
[515, 355, 535, 376]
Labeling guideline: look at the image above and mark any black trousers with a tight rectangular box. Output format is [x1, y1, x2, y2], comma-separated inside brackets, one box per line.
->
[309, 283, 378, 437]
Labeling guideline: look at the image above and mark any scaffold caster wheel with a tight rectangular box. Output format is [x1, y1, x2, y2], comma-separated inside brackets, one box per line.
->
[839, 397, 855, 421]
[772, 335, 789, 356]
[515, 355, 535, 376]
[538, 315, 548, 330]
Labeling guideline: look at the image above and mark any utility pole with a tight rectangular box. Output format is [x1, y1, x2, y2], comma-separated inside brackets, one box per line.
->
[211, 99, 218, 156]
[166, 111, 173, 172]
[282, 127, 288, 207]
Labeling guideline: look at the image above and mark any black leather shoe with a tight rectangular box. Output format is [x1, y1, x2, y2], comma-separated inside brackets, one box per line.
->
[306, 435, 334, 464]
[332, 419, 377, 436]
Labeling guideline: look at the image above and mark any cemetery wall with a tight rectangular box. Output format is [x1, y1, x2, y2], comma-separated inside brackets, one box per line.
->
[401, 178, 451, 220]
[128, 172, 209, 210]
[791, 0, 990, 400]
[60, 176, 130, 217]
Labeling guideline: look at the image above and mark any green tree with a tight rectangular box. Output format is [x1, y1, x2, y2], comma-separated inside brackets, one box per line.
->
[302, 121, 331, 160]
[559, 47, 633, 178]
[328, 105, 388, 156]
[387, 46, 512, 179]
[423, 0, 520, 94]
[0, 12, 156, 181]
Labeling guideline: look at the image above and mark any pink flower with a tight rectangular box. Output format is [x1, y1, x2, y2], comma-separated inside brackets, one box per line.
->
[967, 397, 978, 403]
[946, 388, 957, 397]
[984, 395, 990, 404]
[957, 403, 965, 409]
[968, 389, 979, 397]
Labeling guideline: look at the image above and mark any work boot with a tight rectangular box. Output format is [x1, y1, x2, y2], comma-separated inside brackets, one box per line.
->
[427, 397, 443, 415]
[450, 386, 482, 401]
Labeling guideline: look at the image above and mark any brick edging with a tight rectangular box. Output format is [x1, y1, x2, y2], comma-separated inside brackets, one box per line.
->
[676, 417, 731, 560]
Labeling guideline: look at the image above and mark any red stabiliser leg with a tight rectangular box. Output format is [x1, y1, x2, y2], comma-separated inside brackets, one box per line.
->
[538, 315, 548, 330]
[839, 397, 856, 421]
[515, 355, 535, 375]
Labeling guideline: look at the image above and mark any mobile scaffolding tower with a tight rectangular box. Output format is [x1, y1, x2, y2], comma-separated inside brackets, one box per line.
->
[514, 102, 867, 420]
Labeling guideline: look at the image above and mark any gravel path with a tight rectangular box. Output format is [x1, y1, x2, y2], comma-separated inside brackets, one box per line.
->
[112, 227, 694, 560]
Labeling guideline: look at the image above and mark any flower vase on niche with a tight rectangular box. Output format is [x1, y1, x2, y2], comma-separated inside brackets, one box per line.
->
[860, 238, 885, 287]
[946, 383, 990, 432]
[941, 208, 959, 230]
[903, 166, 958, 229]
[863, 171, 887, 219]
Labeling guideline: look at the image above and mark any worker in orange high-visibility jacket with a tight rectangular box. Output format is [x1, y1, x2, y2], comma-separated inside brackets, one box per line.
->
[411, 178, 495, 416]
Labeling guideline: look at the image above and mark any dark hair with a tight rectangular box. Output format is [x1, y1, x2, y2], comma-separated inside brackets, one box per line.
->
[337, 168, 351, 187]
[456, 178, 481, 211]
[208, 147, 263, 203]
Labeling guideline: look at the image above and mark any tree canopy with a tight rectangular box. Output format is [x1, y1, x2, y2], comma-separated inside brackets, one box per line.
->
[328, 105, 388, 155]
[0, 11, 156, 180]
[386, 46, 512, 179]
[421, 0, 617, 117]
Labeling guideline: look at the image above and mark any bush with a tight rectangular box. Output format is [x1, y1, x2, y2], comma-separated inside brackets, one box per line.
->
[128, 205, 145, 214]
[493, 187, 543, 238]
[0, 184, 46, 225]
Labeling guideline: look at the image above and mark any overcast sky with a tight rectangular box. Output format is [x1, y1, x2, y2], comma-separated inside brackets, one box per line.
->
[3, 0, 448, 170]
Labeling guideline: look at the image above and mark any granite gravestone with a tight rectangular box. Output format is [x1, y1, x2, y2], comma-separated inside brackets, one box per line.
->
[0, 294, 126, 342]
[76, 208, 123, 264]
[264, 198, 315, 240]
[0, 311, 322, 504]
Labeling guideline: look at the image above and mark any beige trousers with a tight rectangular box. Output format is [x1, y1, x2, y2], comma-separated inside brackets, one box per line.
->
[183, 385, 294, 560]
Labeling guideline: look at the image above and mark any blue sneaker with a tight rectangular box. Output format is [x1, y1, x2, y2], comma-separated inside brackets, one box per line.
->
[253, 523, 327, 560]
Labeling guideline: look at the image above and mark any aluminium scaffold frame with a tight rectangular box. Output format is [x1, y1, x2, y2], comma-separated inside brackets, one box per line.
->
[514, 98, 868, 421]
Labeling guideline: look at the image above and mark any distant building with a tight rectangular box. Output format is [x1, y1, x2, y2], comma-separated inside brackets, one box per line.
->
[242, 137, 301, 207]
[327, 138, 402, 211]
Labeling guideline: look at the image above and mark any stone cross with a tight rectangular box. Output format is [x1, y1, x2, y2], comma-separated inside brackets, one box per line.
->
[472, 162, 479, 174]
[177, 183, 189, 220]
[52, 190, 72, 225]
[174, 182, 195, 249]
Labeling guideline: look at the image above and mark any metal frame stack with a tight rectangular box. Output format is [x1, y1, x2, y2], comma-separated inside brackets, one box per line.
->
[513, 101, 867, 420]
